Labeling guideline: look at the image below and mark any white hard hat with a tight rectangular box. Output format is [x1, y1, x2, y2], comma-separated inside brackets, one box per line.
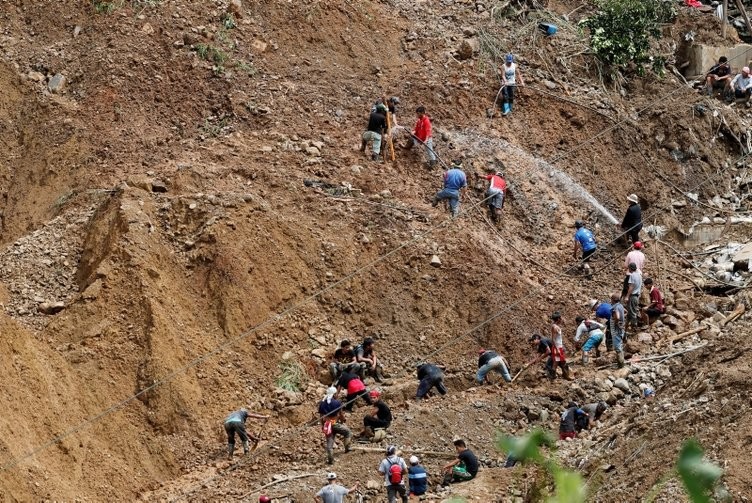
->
[409, 455, 419, 465]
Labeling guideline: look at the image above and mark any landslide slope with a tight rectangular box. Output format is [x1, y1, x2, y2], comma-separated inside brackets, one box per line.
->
[0, 1, 749, 501]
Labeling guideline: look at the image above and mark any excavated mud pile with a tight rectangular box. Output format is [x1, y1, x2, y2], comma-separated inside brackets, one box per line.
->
[0, 0, 750, 502]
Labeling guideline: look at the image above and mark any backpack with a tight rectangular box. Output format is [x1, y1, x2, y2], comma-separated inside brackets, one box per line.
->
[388, 460, 403, 484]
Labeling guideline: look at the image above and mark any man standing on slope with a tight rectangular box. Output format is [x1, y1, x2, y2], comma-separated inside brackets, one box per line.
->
[405, 105, 437, 168]
[315, 472, 359, 503]
[573, 220, 597, 277]
[478, 168, 507, 223]
[622, 262, 643, 332]
[319, 386, 352, 465]
[500, 53, 525, 116]
[223, 408, 269, 459]
[432, 160, 467, 218]
[624, 241, 646, 274]
[378, 445, 409, 503]
[621, 194, 642, 243]
[590, 299, 613, 351]
[609, 293, 627, 368]
[550, 312, 573, 380]
[361, 103, 388, 162]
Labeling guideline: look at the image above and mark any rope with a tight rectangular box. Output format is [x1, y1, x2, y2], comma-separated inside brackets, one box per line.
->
[9, 23, 752, 496]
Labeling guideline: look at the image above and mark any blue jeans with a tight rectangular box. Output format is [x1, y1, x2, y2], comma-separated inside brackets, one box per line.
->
[582, 333, 603, 352]
[611, 327, 624, 352]
[476, 356, 511, 383]
[416, 375, 446, 398]
[413, 137, 436, 161]
[435, 188, 460, 217]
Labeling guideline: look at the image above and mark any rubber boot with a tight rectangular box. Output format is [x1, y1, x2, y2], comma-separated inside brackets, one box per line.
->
[327, 450, 334, 465]
[562, 364, 574, 381]
[343, 435, 352, 453]
[616, 351, 625, 368]
[502, 102, 510, 116]
[582, 354, 589, 366]
[373, 368, 384, 383]
[242, 440, 249, 454]
[371, 152, 379, 161]
[360, 139, 367, 152]
[227, 443, 235, 458]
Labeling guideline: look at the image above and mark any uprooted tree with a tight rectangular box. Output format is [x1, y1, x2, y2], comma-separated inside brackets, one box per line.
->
[582, 0, 676, 75]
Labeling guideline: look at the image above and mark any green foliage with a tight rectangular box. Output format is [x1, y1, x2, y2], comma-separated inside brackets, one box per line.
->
[194, 43, 228, 65]
[582, 0, 676, 72]
[677, 440, 723, 503]
[498, 429, 586, 503]
[93, 0, 121, 14]
[275, 359, 307, 392]
[221, 12, 237, 30]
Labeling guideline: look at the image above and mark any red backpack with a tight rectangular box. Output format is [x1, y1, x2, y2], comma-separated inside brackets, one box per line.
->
[388, 460, 403, 484]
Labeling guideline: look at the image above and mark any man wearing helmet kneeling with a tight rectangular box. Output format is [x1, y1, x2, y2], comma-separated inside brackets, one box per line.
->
[360, 389, 392, 439]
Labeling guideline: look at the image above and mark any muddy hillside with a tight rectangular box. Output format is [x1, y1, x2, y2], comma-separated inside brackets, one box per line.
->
[0, 0, 750, 501]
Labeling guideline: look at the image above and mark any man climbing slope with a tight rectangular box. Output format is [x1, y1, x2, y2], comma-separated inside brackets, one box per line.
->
[361, 103, 388, 162]
[404, 106, 437, 168]
[223, 408, 269, 459]
[432, 160, 467, 218]
[620, 194, 642, 243]
[573, 220, 597, 277]
[478, 167, 507, 223]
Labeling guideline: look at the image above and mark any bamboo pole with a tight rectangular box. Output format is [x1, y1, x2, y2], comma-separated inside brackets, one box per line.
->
[735, 0, 752, 39]
[723, 0, 728, 38]
[382, 95, 395, 161]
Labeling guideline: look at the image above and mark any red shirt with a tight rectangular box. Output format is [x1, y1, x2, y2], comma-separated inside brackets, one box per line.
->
[483, 174, 506, 192]
[346, 378, 365, 394]
[649, 287, 665, 312]
[413, 115, 432, 142]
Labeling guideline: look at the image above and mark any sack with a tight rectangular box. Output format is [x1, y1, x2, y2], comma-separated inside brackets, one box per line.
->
[388, 461, 403, 484]
[322, 420, 334, 437]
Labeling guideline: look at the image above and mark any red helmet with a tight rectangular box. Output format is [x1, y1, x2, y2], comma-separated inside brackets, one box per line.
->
[259, 496, 272, 503]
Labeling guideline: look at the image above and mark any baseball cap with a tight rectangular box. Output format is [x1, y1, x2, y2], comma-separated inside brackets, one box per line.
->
[327, 472, 337, 480]
[633, 241, 643, 249]
[409, 455, 419, 465]
[506, 54, 514, 63]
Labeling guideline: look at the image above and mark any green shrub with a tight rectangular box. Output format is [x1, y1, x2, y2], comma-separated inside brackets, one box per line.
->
[582, 0, 676, 73]
[275, 359, 307, 392]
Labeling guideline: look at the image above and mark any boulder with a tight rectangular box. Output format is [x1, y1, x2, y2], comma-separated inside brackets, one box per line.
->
[38, 301, 65, 315]
[612, 378, 630, 393]
[48, 73, 66, 93]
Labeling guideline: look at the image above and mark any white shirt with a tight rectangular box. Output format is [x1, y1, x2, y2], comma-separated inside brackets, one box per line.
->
[503, 62, 516, 85]
[575, 320, 605, 342]
[732, 73, 752, 91]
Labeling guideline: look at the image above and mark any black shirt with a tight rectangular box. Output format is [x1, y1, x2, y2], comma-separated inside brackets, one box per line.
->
[621, 203, 642, 231]
[374, 400, 392, 422]
[478, 350, 499, 367]
[366, 112, 387, 133]
[559, 407, 588, 433]
[417, 364, 442, 380]
[334, 348, 355, 364]
[709, 63, 731, 77]
[458, 449, 479, 477]
[536, 338, 553, 355]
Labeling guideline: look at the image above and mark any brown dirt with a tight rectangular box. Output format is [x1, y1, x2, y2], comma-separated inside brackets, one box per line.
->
[0, 1, 750, 502]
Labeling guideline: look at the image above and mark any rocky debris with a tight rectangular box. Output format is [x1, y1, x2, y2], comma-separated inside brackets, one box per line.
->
[456, 38, 479, 60]
[228, 0, 243, 17]
[430, 255, 442, 267]
[48, 73, 66, 93]
[0, 210, 93, 330]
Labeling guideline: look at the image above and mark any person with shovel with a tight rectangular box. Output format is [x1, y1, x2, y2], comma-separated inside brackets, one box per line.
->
[404, 106, 437, 168]
[500, 53, 525, 116]
[223, 408, 269, 459]
[361, 103, 388, 162]
[432, 160, 467, 218]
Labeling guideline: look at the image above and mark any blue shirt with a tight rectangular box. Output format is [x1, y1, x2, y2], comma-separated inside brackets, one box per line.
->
[443, 169, 467, 191]
[318, 399, 343, 418]
[408, 465, 428, 495]
[595, 303, 612, 320]
[225, 410, 248, 424]
[574, 228, 597, 252]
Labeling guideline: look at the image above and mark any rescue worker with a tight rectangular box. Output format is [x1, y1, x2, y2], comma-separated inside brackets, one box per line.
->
[361, 103, 387, 161]
[335, 369, 372, 412]
[355, 337, 385, 382]
[609, 293, 627, 368]
[476, 348, 512, 384]
[441, 439, 479, 485]
[361, 389, 392, 438]
[500, 53, 525, 116]
[590, 298, 613, 351]
[574, 316, 605, 364]
[640, 278, 665, 326]
[582, 401, 608, 428]
[408, 456, 428, 497]
[529, 333, 570, 380]
[318, 386, 352, 465]
[622, 262, 643, 331]
[478, 168, 507, 223]
[416, 363, 447, 400]
[315, 473, 359, 503]
[432, 160, 467, 218]
[550, 312, 573, 380]
[559, 404, 588, 440]
[573, 220, 597, 276]
[329, 339, 366, 381]
[405, 106, 437, 168]
[620, 194, 642, 243]
[378, 445, 409, 503]
[224, 408, 269, 459]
